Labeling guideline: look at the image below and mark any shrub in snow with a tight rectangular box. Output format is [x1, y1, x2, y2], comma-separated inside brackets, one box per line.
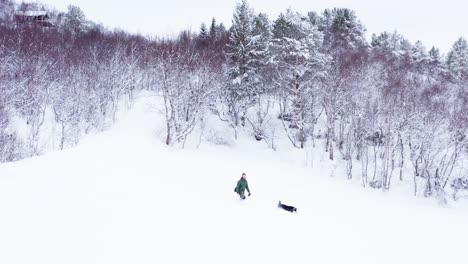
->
[253, 128, 264, 141]
[0, 133, 23, 162]
[451, 178, 468, 190]
[451, 178, 468, 200]
[278, 113, 293, 122]
[369, 180, 382, 189]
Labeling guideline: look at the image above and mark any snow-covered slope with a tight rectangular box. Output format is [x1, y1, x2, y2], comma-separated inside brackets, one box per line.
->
[1, 93, 467, 264]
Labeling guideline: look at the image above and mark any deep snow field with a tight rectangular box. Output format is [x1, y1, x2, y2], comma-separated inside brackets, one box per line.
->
[1, 92, 467, 264]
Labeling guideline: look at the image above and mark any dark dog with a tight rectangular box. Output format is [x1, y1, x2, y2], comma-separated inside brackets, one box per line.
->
[278, 201, 297, 213]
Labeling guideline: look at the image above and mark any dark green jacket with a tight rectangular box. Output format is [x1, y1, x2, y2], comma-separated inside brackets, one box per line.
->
[235, 178, 250, 194]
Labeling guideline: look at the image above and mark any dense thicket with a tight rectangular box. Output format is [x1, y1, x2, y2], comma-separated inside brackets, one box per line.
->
[0, 0, 466, 199]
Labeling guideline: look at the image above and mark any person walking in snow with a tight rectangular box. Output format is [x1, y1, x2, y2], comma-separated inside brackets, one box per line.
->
[234, 173, 251, 200]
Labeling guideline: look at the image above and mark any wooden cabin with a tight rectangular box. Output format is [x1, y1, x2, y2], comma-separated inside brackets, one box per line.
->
[14, 10, 53, 27]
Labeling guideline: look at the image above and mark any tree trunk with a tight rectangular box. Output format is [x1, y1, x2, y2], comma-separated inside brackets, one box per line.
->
[347, 156, 353, 180]
[413, 155, 420, 196]
[165, 122, 171, 145]
[300, 128, 305, 149]
[60, 122, 65, 150]
[373, 145, 378, 181]
[399, 134, 404, 181]
[361, 147, 368, 187]
[328, 122, 334, 160]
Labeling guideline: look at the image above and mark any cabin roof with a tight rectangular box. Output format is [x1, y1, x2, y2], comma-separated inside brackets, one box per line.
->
[15, 11, 48, 17]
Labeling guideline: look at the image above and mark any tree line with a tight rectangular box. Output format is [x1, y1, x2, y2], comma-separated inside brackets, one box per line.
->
[0, 0, 467, 199]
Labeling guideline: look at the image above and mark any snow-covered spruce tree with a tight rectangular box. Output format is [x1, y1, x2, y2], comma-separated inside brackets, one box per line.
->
[446, 37, 468, 82]
[319, 8, 367, 59]
[218, 0, 257, 139]
[410, 41, 430, 74]
[209, 18, 218, 43]
[197, 23, 210, 49]
[427, 46, 444, 77]
[61, 5, 90, 35]
[270, 9, 328, 149]
[244, 12, 275, 143]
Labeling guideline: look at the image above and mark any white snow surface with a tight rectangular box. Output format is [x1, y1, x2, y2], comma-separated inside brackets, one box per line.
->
[1, 92, 468, 264]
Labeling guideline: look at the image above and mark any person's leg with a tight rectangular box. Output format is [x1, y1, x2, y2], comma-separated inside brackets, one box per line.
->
[240, 191, 246, 199]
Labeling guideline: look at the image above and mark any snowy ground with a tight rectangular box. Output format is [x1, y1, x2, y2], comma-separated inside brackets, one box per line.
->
[1, 93, 468, 264]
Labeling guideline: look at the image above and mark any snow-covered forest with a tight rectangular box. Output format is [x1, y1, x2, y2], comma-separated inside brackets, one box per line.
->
[1, 0, 467, 200]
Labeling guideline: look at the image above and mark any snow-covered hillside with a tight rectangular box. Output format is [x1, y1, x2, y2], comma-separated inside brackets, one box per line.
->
[1, 93, 467, 264]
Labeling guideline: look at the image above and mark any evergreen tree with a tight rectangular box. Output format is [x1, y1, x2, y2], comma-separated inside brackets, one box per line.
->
[217, 23, 226, 35]
[429, 47, 442, 65]
[197, 23, 209, 48]
[446, 37, 468, 81]
[270, 10, 328, 148]
[209, 18, 217, 41]
[410, 41, 430, 73]
[199, 23, 208, 39]
[226, 0, 256, 92]
[245, 13, 273, 141]
[320, 8, 367, 54]
[222, 0, 257, 129]
[371, 31, 412, 64]
[306, 11, 320, 27]
[62, 5, 89, 34]
[428, 46, 444, 75]
[250, 12, 272, 92]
